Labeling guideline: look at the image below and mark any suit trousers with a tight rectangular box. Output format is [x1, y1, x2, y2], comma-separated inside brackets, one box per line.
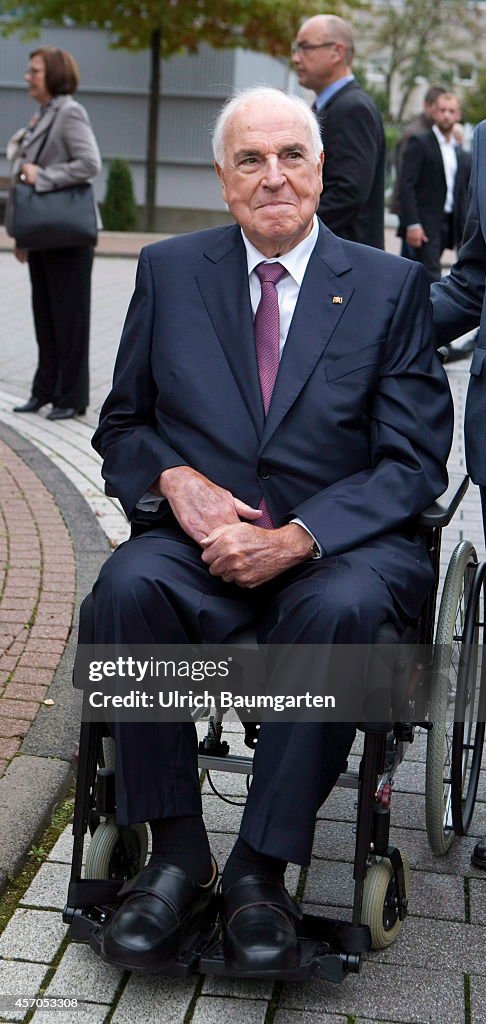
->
[28, 245, 93, 409]
[92, 524, 402, 865]
[409, 212, 454, 284]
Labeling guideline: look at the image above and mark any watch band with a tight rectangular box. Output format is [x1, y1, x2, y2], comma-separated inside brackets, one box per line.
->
[309, 539, 320, 560]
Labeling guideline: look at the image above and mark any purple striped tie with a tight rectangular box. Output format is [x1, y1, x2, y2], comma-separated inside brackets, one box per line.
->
[254, 261, 287, 529]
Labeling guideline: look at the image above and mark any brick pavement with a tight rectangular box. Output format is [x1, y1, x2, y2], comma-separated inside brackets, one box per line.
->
[0, 232, 484, 1024]
[0, 440, 75, 778]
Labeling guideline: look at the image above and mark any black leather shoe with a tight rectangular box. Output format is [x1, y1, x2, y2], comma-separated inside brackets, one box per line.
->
[100, 860, 217, 973]
[13, 397, 46, 413]
[471, 837, 486, 868]
[222, 874, 302, 976]
[46, 406, 86, 420]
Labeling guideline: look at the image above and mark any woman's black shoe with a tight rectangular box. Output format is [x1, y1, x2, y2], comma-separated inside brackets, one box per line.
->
[46, 407, 86, 421]
[13, 397, 46, 413]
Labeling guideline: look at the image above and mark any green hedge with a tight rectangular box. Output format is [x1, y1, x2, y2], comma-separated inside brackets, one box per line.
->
[102, 158, 138, 231]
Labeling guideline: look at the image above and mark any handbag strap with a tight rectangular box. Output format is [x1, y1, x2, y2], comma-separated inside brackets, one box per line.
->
[32, 106, 59, 166]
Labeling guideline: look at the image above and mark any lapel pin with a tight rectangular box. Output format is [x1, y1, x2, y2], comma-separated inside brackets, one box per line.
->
[332, 296, 343, 304]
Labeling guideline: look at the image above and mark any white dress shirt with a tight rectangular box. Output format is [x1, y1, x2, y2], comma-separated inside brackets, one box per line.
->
[432, 124, 458, 213]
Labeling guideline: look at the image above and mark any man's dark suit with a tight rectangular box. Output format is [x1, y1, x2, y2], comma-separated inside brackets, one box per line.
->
[92, 221, 452, 864]
[432, 120, 486, 521]
[390, 111, 430, 218]
[315, 80, 385, 248]
[400, 129, 467, 282]
[431, 120, 486, 872]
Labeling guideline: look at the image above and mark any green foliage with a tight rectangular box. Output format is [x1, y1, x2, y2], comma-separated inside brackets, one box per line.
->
[27, 845, 48, 863]
[102, 158, 138, 231]
[461, 68, 486, 126]
[384, 124, 400, 154]
[352, 0, 480, 125]
[0, 0, 346, 55]
[0, 0, 356, 229]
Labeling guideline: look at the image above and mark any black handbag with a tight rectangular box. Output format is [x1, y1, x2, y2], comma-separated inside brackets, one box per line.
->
[9, 180, 98, 250]
[7, 108, 98, 250]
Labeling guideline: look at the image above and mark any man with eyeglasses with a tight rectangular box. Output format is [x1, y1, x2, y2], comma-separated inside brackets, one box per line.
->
[292, 15, 385, 249]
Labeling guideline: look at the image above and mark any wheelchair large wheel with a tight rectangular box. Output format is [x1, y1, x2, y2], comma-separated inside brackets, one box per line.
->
[451, 561, 486, 835]
[361, 855, 410, 949]
[85, 821, 148, 880]
[426, 541, 477, 855]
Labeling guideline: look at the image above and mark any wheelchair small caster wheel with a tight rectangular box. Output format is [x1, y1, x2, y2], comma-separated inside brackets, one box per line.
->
[84, 821, 148, 880]
[361, 855, 410, 949]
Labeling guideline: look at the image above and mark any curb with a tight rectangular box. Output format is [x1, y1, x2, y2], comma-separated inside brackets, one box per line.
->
[0, 421, 111, 895]
[0, 227, 167, 260]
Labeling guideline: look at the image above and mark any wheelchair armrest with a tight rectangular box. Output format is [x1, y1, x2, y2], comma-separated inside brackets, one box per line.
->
[417, 475, 469, 530]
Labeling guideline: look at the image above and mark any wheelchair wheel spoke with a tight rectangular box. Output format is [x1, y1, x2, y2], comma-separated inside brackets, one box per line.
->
[426, 541, 478, 855]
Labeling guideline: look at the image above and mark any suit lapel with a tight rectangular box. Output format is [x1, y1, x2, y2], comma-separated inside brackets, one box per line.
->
[196, 227, 265, 437]
[260, 224, 353, 450]
[429, 131, 446, 188]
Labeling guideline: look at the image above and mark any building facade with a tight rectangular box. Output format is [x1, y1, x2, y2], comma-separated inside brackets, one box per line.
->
[0, 24, 290, 231]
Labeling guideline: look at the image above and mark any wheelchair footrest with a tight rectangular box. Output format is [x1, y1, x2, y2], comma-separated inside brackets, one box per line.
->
[67, 888, 369, 982]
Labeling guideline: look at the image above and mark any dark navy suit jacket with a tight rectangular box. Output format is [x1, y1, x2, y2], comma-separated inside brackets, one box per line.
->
[399, 129, 468, 250]
[93, 221, 452, 618]
[432, 121, 486, 486]
[316, 81, 385, 249]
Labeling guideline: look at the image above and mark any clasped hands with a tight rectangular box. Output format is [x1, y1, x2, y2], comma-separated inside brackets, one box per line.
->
[152, 466, 312, 588]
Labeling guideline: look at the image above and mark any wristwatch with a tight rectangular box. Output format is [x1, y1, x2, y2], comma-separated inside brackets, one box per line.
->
[309, 539, 320, 560]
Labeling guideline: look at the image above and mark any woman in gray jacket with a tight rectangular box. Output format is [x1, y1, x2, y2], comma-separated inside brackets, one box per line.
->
[7, 47, 102, 419]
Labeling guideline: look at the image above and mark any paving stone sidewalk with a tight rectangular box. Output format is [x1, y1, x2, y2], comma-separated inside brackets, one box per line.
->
[0, 235, 484, 1024]
[0, 439, 75, 775]
[0, 421, 111, 896]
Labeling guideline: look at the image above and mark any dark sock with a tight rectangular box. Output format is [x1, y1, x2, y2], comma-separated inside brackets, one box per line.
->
[222, 836, 287, 892]
[148, 815, 213, 886]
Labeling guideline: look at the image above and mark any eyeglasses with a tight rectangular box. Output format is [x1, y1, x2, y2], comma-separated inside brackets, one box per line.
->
[25, 67, 44, 76]
[291, 41, 337, 54]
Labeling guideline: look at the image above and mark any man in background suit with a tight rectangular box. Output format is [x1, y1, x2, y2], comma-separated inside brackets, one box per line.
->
[292, 14, 385, 248]
[390, 84, 446, 250]
[399, 92, 465, 283]
[91, 87, 452, 976]
[431, 119, 486, 870]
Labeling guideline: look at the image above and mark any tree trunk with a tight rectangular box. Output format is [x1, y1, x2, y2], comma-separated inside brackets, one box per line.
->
[145, 26, 161, 231]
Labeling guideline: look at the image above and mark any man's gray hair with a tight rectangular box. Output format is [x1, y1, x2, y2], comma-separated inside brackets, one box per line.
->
[212, 86, 323, 166]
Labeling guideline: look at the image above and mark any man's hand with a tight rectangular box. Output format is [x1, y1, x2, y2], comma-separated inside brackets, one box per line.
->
[14, 247, 28, 264]
[200, 521, 316, 588]
[406, 225, 428, 249]
[20, 162, 39, 185]
[154, 466, 262, 544]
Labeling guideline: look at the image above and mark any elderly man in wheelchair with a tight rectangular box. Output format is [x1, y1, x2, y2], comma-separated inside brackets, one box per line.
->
[79, 88, 455, 979]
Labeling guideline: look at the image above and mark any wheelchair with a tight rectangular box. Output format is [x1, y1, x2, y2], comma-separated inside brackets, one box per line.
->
[63, 475, 486, 982]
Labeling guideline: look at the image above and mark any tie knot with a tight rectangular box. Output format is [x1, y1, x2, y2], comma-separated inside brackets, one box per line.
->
[255, 261, 287, 287]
